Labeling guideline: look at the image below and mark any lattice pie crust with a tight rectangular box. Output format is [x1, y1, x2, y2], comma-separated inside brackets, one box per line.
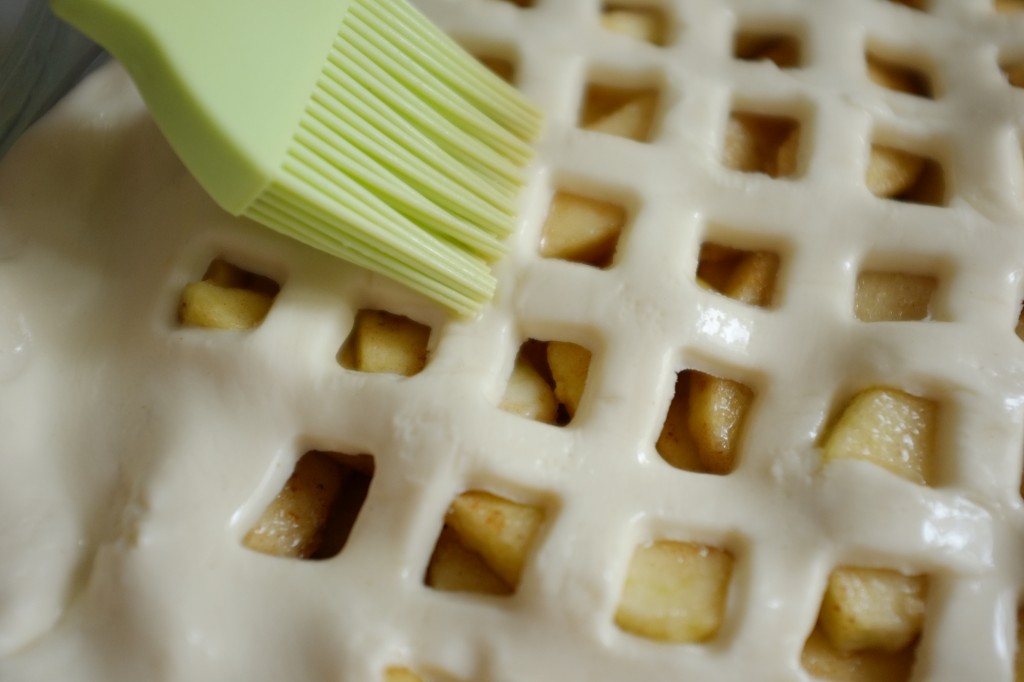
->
[1, 0, 1024, 680]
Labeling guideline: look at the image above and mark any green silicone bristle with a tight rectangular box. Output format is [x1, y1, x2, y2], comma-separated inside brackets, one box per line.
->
[251, 0, 540, 314]
[52, 0, 541, 316]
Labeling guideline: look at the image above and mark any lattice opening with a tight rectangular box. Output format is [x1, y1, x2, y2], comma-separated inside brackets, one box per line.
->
[723, 111, 801, 178]
[866, 52, 934, 98]
[178, 258, 280, 330]
[1016, 607, 1024, 675]
[424, 490, 546, 596]
[734, 31, 802, 68]
[1001, 56, 1024, 89]
[579, 82, 661, 142]
[384, 668, 461, 682]
[854, 271, 938, 322]
[500, 339, 593, 426]
[493, 0, 535, 8]
[243, 451, 374, 560]
[601, 4, 670, 46]
[1016, 303, 1024, 341]
[820, 387, 938, 486]
[866, 144, 947, 206]
[338, 309, 432, 377]
[539, 191, 628, 268]
[615, 540, 734, 643]
[886, 0, 928, 10]
[474, 53, 517, 84]
[995, 0, 1024, 13]
[696, 242, 781, 308]
[801, 567, 927, 682]
[656, 369, 755, 475]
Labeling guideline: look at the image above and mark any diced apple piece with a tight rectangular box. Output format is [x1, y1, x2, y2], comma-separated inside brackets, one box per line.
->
[615, 540, 734, 643]
[724, 251, 779, 307]
[688, 373, 754, 474]
[867, 146, 924, 198]
[996, 0, 1024, 12]
[820, 568, 927, 653]
[775, 126, 801, 177]
[1015, 608, 1024, 682]
[1004, 62, 1024, 88]
[867, 56, 929, 97]
[425, 526, 512, 596]
[500, 356, 559, 424]
[540, 192, 625, 266]
[243, 452, 346, 559]
[601, 8, 664, 44]
[581, 85, 659, 141]
[547, 341, 592, 419]
[735, 34, 800, 68]
[656, 373, 704, 472]
[385, 668, 424, 682]
[445, 491, 545, 587]
[1016, 307, 1024, 342]
[697, 244, 742, 292]
[854, 272, 936, 322]
[586, 92, 658, 141]
[724, 116, 763, 174]
[801, 627, 917, 682]
[351, 310, 430, 376]
[724, 114, 799, 177]
[203, 258, 249, 288]
[478, 56, 514, 83]
[822, 388, 937, 485]
[179, 280, 274, 330]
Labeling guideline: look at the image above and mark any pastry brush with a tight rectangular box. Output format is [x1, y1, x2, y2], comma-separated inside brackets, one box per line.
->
[49, 0, 541, 315]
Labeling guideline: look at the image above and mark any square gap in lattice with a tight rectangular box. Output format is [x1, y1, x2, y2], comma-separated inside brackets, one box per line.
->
[615, 538, 735, 644]
[996, 0, 1024, 13]
[539, 187, 630, 268]
[384, 667, 463, 682]
[1001, 53, 1024, 89]
[424, 489, 547, 596]
[338, 309, 432, 377]
[656, 368, 756, 476]
[490, 0, 535, 8]
[733, 28, 802, 69]
[723, 108, 802, 179]
[854, 266, 942, 322]
[243, 450, 375, 560]
[801, 566, 928, 682]
[885, 0, 928, 10]
[1015, 609, 1024, 671]
[866, 49, 935, 99]
[866, 141, 947, 206]
[600, 3, 672, 46]
[578, 76, 663, 143]
[461, 41, 520, 85]
[819, 386, 939, 486]
[178, 257, 281, 330]
[696, 240, 782, 309]
[500, 338, 593, 426]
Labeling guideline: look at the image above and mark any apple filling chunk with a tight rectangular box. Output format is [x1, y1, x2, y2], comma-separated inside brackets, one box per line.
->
[338, 309, 432, 376]
[580, 84, 660, 142]
[821, 388, 937, 485]
[425, 491, 546, 596]
[500, 339, 593, 426]
[657, 369, 755, 475]
[179, 258, 280, 330]
[802, 567, 926, 682]
[615, 540, 734, 643]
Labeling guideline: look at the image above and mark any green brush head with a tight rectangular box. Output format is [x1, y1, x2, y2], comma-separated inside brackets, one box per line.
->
[50, 0, 541, 315]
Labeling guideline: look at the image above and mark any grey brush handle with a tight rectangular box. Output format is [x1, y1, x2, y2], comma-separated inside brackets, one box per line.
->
[0, 0, 104, 158]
